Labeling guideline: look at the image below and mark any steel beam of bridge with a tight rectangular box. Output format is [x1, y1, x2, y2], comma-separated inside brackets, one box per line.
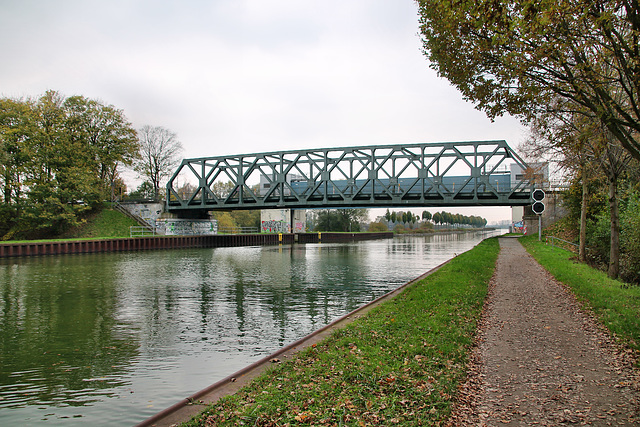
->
[166, 141, 535, 213]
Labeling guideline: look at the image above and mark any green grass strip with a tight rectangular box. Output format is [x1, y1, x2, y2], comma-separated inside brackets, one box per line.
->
[0, 237, 124, 244]
[520, 235, 640, 359]
[183, 237, 500, 426]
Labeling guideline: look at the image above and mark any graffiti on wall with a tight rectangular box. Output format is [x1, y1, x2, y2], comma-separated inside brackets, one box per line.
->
[122, 202, 163, 227]
[294, 222, 305, 233]
[157, 219, 218, 236]
[262, 220, 289, 233]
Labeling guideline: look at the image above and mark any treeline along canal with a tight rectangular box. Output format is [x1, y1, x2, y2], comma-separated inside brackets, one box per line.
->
[0, 230, 504, 425]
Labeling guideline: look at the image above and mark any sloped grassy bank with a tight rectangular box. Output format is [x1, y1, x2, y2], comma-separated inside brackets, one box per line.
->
[182, 237, 500, 426]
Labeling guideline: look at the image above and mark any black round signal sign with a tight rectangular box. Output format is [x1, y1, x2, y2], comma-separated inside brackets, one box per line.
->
[532, 201, 545, 215]
[532, 188, 545, 201]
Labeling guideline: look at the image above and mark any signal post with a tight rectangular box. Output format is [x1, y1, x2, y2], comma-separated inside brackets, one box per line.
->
[532, 189, 545, 241]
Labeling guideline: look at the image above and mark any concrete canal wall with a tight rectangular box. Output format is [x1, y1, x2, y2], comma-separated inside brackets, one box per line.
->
[0, 232, 393, 258]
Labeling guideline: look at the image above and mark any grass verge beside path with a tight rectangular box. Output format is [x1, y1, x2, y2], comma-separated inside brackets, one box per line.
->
[183, 238, 500, 426]
[520, 235, 640, 363]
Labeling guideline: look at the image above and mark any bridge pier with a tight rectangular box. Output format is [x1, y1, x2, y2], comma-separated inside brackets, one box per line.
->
[260, 209, 306, 234]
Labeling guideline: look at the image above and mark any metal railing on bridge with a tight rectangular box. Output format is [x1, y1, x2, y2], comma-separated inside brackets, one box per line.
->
[166, 141, 537, 213]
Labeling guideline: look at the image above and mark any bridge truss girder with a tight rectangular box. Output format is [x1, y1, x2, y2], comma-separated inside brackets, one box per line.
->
[166, 140, 535, 213]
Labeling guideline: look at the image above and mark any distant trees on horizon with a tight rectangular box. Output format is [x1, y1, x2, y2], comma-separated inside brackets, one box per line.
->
[383, 209, 487, 228]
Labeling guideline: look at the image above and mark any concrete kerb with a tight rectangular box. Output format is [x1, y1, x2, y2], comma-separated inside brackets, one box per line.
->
[134, 258, 454, 427]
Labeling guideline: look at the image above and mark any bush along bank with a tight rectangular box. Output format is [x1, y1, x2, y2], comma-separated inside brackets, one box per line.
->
[182, 237, 500, 426]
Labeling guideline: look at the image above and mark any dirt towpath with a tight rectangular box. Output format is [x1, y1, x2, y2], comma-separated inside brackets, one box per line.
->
[451, 237, 638, 426]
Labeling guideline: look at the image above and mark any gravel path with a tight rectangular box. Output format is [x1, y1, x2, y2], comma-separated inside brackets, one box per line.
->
[450, 237, 639, 426]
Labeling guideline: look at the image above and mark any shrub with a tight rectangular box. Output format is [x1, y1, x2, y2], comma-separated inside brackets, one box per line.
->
[585, 194, 640, 284]
[0, 204, 17, 239]
[368, 221, 388, 232]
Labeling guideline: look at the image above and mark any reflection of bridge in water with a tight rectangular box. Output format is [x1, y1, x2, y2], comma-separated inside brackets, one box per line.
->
[166, 140, 538, 215]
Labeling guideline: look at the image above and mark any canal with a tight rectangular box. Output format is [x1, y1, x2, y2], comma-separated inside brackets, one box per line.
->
[0, 230, 504, 425]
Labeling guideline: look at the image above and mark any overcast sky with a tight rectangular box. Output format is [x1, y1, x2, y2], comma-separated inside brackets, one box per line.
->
[0, 0, 527, 223]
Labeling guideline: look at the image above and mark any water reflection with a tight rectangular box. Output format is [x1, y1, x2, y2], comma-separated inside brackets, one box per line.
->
[0, 231, 503, 425]
[0, 256, 140, 424]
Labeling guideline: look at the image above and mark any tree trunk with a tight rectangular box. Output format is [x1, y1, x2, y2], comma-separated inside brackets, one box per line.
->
[579, 164, 588, 262]
[3, 167, 14, 205]
[3, 184, 10, 205]
[608, 176, 620, 279]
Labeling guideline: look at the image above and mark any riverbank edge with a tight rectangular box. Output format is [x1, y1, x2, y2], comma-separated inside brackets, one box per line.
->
[0, 232, 393, 258]
[135, 259, 452, 427]
[136, 236, 499, 427]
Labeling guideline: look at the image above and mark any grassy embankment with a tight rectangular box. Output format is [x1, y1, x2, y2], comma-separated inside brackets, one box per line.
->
[1, 208, 138, 243]
[520, 234, 640, 361]
[62, 207, 139, 238]
[183, 237, 500, 426]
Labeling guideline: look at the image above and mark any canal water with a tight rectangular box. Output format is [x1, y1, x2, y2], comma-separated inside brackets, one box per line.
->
[0, 231, 504, 425]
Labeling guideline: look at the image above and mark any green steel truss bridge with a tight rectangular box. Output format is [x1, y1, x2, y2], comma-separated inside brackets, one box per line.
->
[166, 140, 536, 214]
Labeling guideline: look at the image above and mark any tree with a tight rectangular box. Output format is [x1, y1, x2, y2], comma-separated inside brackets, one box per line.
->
[422, 210, 432, 222]
[212, 180, 235, 199]
[432, 212, 442, 225]
[418, 1, 640, 162]
[441, 211, 451, 226]
[18, 91, 98, 234]
[0, 91, 139, 238]
[127, 181, 156, 200]
[176, 181, 198, 201]
[229, 210, 260, 229]
[406, 211, 414, 225]
[0, 98, 32, 206]
[576, 119, 634, 278]
[64, 96, 139, 200]
[314, 209, 368, 232]
[521, 97, 593, 262]
[135, 125, 183, 200]
[523, 96, 635, 278]
[212, 212, 237, 232]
